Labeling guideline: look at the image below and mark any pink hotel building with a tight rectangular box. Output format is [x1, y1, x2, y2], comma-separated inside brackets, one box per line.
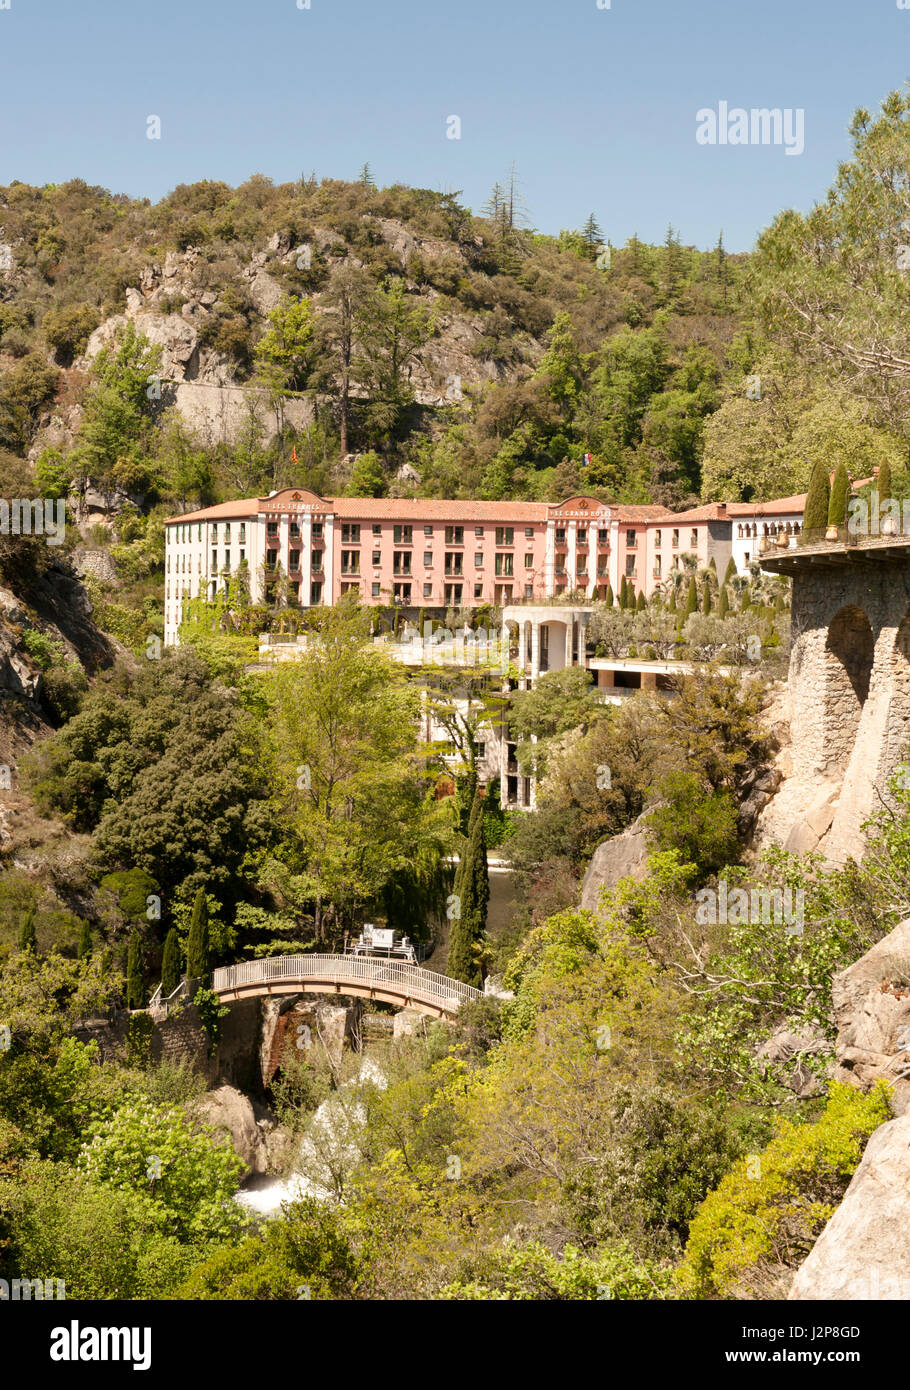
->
[163, 487, 807, 646]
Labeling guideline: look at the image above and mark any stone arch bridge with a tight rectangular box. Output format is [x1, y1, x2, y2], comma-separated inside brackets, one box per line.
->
[210, 954, 481, 1020]
[762, 538, 910, 862]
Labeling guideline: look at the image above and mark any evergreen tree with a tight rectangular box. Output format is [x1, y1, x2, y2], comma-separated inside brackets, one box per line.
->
[708, 556, 717, 573]
[636, 589, 647, 611]
[717, 585, 730, 620]
[358, 162, 376, 189]
[77, 920, 93, 959]
[714, 231, 728, 305]
[702, 577, 712, 615]
[723, 555, 737, 587]
[186, 890, 210, 980]
[685, 577, 698, 617]
[161, 927, 181, 998]
[828, 462, 849, 527]
[447, 789, 488, 988]
[877, 457, 892, 504]
[19, 907, 37, 953]
[126, 931, 144, 1010]
[604, 584, 614, 608]
[802, 461, 830, 534]
[668, 589, 677, 614]
[582, 212, 604, 252]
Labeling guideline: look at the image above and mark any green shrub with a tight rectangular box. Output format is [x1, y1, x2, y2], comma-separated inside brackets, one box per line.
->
[675, 1082, 891, 1300]
[440, 1239, 671, 1300]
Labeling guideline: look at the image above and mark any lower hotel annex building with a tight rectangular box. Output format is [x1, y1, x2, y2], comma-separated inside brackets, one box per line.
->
[164, 487, 808, 646]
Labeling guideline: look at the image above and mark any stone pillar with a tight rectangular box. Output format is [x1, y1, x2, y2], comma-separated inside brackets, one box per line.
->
[565, 617, 574, 667]
[544, 522, 556, 598]
[301, 512, 312, 606]
[530, 619, 541, 680]
[567, 521, 577, 594]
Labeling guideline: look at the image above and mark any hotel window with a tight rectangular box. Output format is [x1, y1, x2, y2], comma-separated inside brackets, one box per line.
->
[444, 584, 463, 604]
[393, 552, 412, 575]
[654, 555, 662, 578]
[372, 550, 381, 566]
[525, 527, 534, 539]
[495, 585, 513, 604]
[372, 582, 381, 597]
[393, 582, 412, 602]
[310, 582, 323, 604]
[372, 524, 382, 536]
[239, 523, 246, 543]
[444, 553, 463, 576]
[311, 551, 323, 572]
[654, 529, 662, 548]
[340, 581, 360, 594]
[211, 523, 219, 541]
[495, 553, 514, 576]
[474, 583, 483, 599]
[474, 552, 484, 567]
[289, 522, 299, 540]
[312, 522, 323, 539]
[524, 552, 533, 568]
[576, 555, 587, 573]
[597, 556, 608, 576]
[267, 521, 278, 538]
[524, 583, 534, 598]
[211, 549, 217, 569]
[423, 583, 433, 598]
[341, 524, 360, 543]
[690, 529, 698, 549]
[393, 524, 412, 544]
[577, 528, 587, 546]
[444, 526, 463, 545]
[625, 556, 636, 577]
[424, 525, 433, 536]
[224, 524, 231, 542]
[672, 529, 679, 548]
[495, 527, 514, 546]
[475, 526, 484, 538]
[239, 549, 245, 564]
[289, 550, 300, 570]
[223, 551, 230, 570]
[423, 551, 433, 567]
[555, 526, 566, 544]
[266, 549, 278, 568]
[341, 551, 361, 574]
[626, 529, 636, 547]
[598, 527, 608, 544]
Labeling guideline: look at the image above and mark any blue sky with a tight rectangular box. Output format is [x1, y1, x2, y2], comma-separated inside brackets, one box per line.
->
[0, 0, 906, 251]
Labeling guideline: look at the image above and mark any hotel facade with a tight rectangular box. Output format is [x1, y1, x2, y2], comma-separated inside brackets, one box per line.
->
[163, 486, 807, 647]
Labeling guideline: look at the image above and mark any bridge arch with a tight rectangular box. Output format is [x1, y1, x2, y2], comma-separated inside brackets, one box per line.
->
[211, 954, 482, 1021]
[822, 604, 875, 777]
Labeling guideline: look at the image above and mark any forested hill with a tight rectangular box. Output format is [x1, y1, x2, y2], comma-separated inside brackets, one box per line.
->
[0, 174, 747, 512]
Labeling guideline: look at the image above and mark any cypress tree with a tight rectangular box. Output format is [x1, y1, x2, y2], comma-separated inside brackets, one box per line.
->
[702, 577, 712, 615]
[77, 920, 93, 959]
[636, 589, 646, 611]
[802, 461, 830, 535]
[161, 927, 180, 997]
[126, 931, 144, 1010]
[828, 462, 849, 527]
[877, 458, 892, 505]
[717, 585, 729, 619]
[668, 588, 677, 614]
[618, 577, 627, 608]
[685, 577, 698, 617]
[723, 555, 737, 587]
[186, 890, 210, 981]
[447, 789, 487, 988]
[604, 584, 614, 608]
[18, 907, 37, 953]
[708, 556, 717, 573]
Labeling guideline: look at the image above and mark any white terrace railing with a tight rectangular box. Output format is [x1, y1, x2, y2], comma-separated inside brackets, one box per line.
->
[147, 978, 190, 1018]
[210, 953, 482, 1014]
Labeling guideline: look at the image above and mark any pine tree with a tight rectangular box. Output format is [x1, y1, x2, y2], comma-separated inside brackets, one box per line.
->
[636, 589, 646, 611]
[19, 907, 37, 953]
[717, 585, 730, 619]
[702, 577, 712, 615]
[161, 928, 180, 998]
[358, 162, 376, 189]
[77, 920, 93, 959]
[828, 462, 849, 527]
[447, 789, 488, 988]
[126, 932, 144, 1010]
[802, 461, 830, 535]
[582, 212, 604, 252]
[685, 577, 698, 617]
[186, 890, 210, 981]
[723, 555, 737, 587]
[715, 231, 728, 305]
[877, 457, 892, 505]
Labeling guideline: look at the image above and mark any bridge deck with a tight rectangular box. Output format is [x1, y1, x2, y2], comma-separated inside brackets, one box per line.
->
[211, 953, 481, 1020]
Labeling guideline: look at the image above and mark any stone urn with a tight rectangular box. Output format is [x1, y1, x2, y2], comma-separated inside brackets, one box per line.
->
[882, 515, 897, 537]
[825, 524, 839, 541]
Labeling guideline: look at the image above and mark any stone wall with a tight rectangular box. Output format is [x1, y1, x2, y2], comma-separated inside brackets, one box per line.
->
[149, 998, 263, 1090]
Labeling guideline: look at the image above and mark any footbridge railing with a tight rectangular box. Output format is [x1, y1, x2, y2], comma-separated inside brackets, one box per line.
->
[210, 953, 482, 1018]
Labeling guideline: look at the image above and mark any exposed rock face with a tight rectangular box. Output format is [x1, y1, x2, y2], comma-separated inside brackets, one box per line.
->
[755, 1025, 830, 1098]
[789, 1110, 910, 1299]
[195, 1085, 269, 1176]
[580, 814, 651, 913]
[831, 917, 910, 1115]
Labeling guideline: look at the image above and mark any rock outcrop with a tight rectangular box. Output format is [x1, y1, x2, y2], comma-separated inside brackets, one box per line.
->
[789, 1109, 910, 1299]
[194, 1084, 269, 1176]
[831, 917, 910, 1115]
[580, 814, 651, 913]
